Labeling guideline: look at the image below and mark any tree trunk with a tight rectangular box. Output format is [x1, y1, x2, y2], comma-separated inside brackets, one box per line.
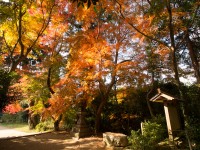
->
[0, 71, 12, 112]
[54, 114, 63, 131]
[146, 90, 154, 118]
[28, 113, 39, 129]
[166, 0, 184, 100]
[94, 99, 106, 134]
[146, 70, 155, 118]
[0, 87, 9, 113]
[28, 100, 39, 129]
[47, 67, 55, 95]
[166, 1, 188, 131]
[186, 31, 200, 83]
[95, 111, 101, 135]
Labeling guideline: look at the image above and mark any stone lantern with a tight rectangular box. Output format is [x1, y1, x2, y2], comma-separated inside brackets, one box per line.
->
[70, 100, 91, 139]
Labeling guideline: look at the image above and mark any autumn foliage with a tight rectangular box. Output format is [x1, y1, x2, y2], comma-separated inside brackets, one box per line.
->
[0, 0, 199, 138]
[3, 102, 22, 114]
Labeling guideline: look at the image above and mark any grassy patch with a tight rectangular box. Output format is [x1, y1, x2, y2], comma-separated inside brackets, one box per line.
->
[0, 123, 38, 133]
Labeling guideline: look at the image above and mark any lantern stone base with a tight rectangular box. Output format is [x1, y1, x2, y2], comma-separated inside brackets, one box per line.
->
[71, 125, 91, 139]
[70, 111, 92, 139]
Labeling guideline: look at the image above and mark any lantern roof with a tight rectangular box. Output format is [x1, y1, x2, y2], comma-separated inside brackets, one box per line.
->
[150, 89, 179, 103]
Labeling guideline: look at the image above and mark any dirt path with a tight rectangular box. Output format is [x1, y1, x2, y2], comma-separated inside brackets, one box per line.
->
[0, 125, 38, 139]
[0, 126, 106, 150]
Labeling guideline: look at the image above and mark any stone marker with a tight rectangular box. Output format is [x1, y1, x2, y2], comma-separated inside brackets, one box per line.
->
[103, 132, 128, 148]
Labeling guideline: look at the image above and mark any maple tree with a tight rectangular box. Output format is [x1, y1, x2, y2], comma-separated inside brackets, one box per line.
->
[41, 40, 68, 131]
[0, 0, 70, 130]
[13, 29, 68, 130]
[48, 2, 152, 133]
[0, 0, 65, 112]
[0, 0, 56, 72]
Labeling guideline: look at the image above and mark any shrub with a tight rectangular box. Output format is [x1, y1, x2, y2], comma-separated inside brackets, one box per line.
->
[2, 113, 16, 123]
[186, 117, 200, 149]
[128, 118, 166, 150]
[183, 85, 200, 149]
[1, 111, 28, 123]
[62, 108, 77, 130]
[36, 120, 53, 132]
[128, 130, 146, 150]
[15, 111, 27, 123]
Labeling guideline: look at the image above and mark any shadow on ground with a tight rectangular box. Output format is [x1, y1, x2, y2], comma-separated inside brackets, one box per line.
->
[0, 131, 106, 150]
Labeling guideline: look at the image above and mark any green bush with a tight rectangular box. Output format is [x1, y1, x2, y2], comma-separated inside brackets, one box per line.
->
[16, 111, 28, 123]
[128, 130, 146, 150]
[36, 120, 53, 132]
[128, 118, 166, 150]
[186, 117, 200, 149]
[2, 113, 16, 123]
[183, 85, 200, 149]
[63, 108, 77, 130]
[1, 111, 28, 123]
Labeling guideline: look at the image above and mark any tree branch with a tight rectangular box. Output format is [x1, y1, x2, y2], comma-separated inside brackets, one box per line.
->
[47, 67, 55, 95]
[114, 0, 168, 47]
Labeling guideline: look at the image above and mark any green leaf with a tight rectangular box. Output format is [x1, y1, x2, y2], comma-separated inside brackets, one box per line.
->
[93, 6, 98, 13]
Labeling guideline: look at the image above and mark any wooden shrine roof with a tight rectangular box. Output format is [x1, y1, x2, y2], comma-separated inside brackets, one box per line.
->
[150, 89, 178, 103]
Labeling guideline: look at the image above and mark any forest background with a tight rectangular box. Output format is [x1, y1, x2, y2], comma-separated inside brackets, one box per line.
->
[0, 0, 199, 148]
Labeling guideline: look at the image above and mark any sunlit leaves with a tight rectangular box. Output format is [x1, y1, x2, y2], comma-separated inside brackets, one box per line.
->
[3, 101, 22, 114]
[0, 0, 59, 73]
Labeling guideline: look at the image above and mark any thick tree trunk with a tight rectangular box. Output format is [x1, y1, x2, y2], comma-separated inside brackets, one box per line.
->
[0, 71, 12, 112]
[95, 112, 101, 135]
[28, 113, 39, 129]
[94, 99, 106, 134]
[0, 86, 9, 112]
